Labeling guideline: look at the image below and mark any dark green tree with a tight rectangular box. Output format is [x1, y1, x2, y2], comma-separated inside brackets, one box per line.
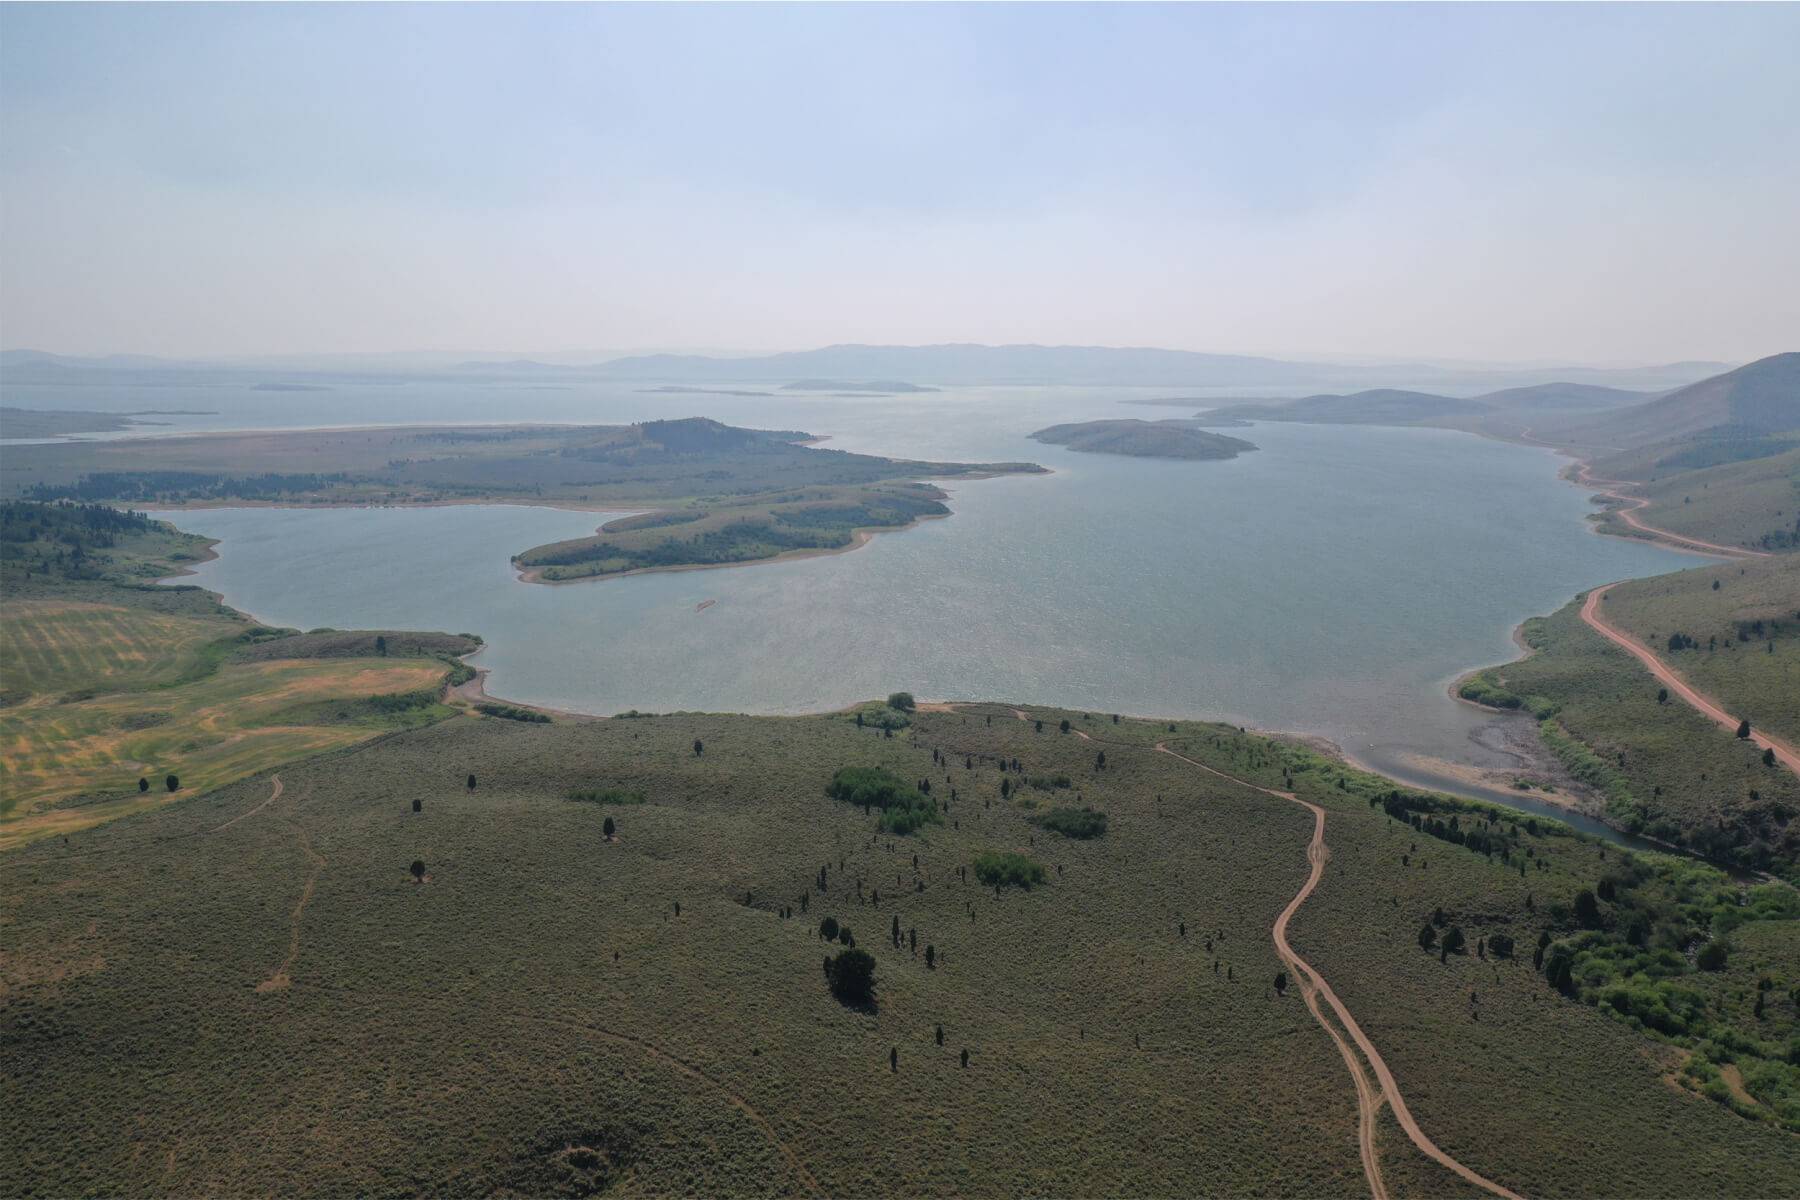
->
[375, 634, 388, 656]
[819, 916, 839, 942]
[1573, 889, 1602, 928]
[603, 816, 616, 839]
[1737, 719, 1751, 739]
[693, 738, 704, 756]
[165, 774, 179, 792]
[137, 777, 149, 793]
[1274, 971, 1287, 995]
[1418, 924, 1437, 951]
[410, 859, 426, 881]
[467, 774, 476, 790]
[827, 948, 876, 1005]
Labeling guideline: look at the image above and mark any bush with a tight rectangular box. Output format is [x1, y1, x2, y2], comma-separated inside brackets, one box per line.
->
[568, 788, 646, 805]
[1487, 932, 1515, 958]
[1035, 806, 1108, 839]
[1697, 940, 1730, 971]
[973, 851, 1046, 890]
[887, 692, 916, 712]
[1025, 774, 1073, 791]
[827, 948, 876, 1005]
[826, 765, 941, 836]
[476, 702, 551, 724]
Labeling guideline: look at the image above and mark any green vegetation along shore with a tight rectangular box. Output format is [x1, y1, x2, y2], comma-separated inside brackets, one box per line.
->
[1029, 418, 1258, 460]
[1459, 559, 1799, 879]
[5, 700, 1795, 1196]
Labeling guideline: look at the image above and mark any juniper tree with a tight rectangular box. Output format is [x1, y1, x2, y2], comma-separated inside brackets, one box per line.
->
[693, 738, 704, 755]
[603, 816, 616, 839]
[410, 860, 425, 881]
[165, 774, 180, 792]
[467, 774, 476, 790]
[138, 777, 149, 793]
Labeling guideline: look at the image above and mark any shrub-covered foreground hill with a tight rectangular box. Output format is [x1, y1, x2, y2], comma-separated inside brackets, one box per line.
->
[4, 704, 1796, 1197]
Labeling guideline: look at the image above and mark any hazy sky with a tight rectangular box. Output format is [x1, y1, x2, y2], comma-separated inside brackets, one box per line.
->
[2, 3, 1796, 364]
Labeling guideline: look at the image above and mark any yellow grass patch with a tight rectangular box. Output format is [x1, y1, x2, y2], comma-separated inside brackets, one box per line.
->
[0, 657, 448, 848]
[0, 600, 240, 698]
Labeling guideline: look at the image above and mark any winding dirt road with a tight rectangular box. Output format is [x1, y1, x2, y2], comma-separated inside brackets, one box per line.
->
[1152, 744, 1523, 1200]
[1581, 585, 1799, 776]
[1571, 463, 1768, 559]
[973, 706, 1520, 1198]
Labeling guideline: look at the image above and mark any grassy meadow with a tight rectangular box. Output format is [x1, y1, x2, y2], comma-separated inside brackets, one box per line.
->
[1598, 554, 1800, 745]
[4, 705, 1796, 1197]
[0, 502, 480, 847]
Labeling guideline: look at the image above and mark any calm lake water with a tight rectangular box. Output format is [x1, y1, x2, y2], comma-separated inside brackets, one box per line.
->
[124, 384, 1701, 803]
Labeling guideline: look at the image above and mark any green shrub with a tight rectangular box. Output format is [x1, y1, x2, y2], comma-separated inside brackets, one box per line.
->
[1035, 806, 1107, 839]
[1025, 774, 1073, 791]
[476, 703, 551, 724]
[973, 850, 1046, 890]
[826, 765, 940, 835]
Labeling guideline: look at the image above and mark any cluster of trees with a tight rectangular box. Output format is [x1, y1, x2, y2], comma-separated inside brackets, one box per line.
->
[825, 765, 941, 835]
[1376, 791, 1521, 859]
[973, 850, 1046, 890]
[475, 702, 551, 723]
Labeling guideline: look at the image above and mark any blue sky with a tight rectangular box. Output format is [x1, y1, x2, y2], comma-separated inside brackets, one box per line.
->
[2, 3, 1795, 362]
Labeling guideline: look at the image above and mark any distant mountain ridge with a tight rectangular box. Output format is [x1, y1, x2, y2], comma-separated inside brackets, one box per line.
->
[1552, 352, 1800, 450]
[0, 344, 1738, 394]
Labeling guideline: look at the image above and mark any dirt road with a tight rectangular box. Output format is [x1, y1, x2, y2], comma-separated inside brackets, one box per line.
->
[1152, 744, 1523, 1200]
[1581, 584, 1799, 776]
[962, 705, 1520, 1198]
[1571, 463, 1768, 558]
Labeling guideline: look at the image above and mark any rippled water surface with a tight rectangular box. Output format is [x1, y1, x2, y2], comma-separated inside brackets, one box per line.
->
[131, 383, 1699, 778]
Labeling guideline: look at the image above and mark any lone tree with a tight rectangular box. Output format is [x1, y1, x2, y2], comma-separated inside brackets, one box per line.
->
[1274, 971, 1288, 996]
[410, 859, 426, 882]
[467, 774, 476, 790]
[1095, 750, 1106, 771]
[165, 774, 180, 793]
[138, 777, 149, 793]
[693, 738, 704, 756]
[925, 944, 936, 969]
[1766, 747, 1779, 767]
[887, 692, 916, 712]
[1573, 888, 1603, 928]
[375, 634, 388, 656]
[412, 798, 422, 813]
[1418, 924, 1438, 951]
[603, 816, 616, 839]
[819, 916, 839, 942]
[1737, 719, 1752, 739]
[827, 947, 877, 1006]
[1657, 687, 1668, 704]
[1060, 719, 1071, 734]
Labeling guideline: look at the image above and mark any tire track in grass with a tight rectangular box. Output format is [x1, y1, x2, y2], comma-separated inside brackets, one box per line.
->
[255, 783, 319, 993]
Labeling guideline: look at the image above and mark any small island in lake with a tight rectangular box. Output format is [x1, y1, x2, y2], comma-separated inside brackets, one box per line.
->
[780, 379, 939, 394]
[1029, 418, 1258, 460]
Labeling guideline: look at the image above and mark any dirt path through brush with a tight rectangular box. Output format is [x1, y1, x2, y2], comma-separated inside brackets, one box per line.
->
[1150, 741, 1523, 1200]
[1581, 584, 1799, 776]
[256, 784, 320, 993]
[210, 773, 283, 833]
[953, 706, 1518, 1198]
